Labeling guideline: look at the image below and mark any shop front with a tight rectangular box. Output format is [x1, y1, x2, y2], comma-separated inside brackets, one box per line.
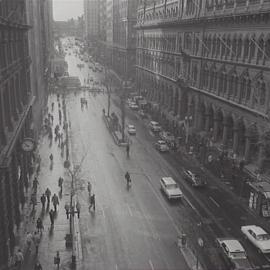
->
[247, 181, 270, 218]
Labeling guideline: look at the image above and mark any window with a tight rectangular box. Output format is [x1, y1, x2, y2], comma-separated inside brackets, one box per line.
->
[260, 82, 266, 105]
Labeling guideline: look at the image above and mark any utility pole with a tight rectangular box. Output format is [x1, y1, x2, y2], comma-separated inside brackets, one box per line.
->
[121, 81, 126, 142]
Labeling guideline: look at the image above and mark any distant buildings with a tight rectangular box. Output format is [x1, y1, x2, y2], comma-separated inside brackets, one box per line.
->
[84, 0, 138, 84]
[0, 0, 52, 268]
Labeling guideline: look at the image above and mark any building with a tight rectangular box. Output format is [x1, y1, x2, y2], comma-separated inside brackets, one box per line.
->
[84, 0, 100, 54]
[0, 0, 52, 268]
[111, 0, 138, 83]
[136, 0, 270, 172]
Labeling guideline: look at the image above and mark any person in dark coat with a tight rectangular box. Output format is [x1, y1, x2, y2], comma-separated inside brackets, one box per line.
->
[49, 209, 54, 226]
[40, 194, 46, 208]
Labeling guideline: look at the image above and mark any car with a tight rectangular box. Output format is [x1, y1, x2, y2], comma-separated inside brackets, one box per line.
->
[216, 238, 253, 270]
[241, 225, 270, 253]
[155, 140, 169, 152]
[149, 121, 162, 132]
[160, 177, 183, 200]
[183, 170, 207, 187]
[129, 102, 139, 110]
[127, 124, 136, 135]
[159, 131, 175, 144]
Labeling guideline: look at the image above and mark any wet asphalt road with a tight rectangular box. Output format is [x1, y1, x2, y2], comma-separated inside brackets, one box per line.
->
[62, 39, 270, 270]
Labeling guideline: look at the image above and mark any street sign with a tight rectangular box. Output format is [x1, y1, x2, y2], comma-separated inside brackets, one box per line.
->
[198, 237, 204, 247]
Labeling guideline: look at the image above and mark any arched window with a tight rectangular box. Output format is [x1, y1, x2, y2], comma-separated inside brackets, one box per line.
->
[249, 36, 255, 60]
[216, 36, 221, 57]
[233, 76, 238, 97]
[226, 37, 231, 59]
[246, 79, 251, 102]
[257, 37, 264, 61]
[218, 72, 224, 95]
[232, 36, 237, 58]
[240, 77, 246, 102]
[210, 69, 215, 91]
[265, 37, 270, 59]
[237, 37, 242, 58]
[212, 36, 217, 57]
[243, 37, 249, 59]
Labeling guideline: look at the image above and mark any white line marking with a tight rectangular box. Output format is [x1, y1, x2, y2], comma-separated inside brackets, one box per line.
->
[115, 264, 118, 270]
[209, 196, 220, 208]
[127, 204, 133, 217]
[149, 259, 155, 270]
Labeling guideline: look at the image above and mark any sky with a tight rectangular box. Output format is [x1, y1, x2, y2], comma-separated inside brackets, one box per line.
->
[53, 0, 83, 21]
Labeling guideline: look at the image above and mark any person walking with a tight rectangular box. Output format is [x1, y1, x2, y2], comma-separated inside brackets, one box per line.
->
[31, 193, 37, 211]
[33, 231, 41, 255]
[26, 231, 33, 252]
[49, 153, 53, 163]
[45, 188, 51, 204]
[34, 261, 43, 270]
[32, 177, 39, 191]
[54, 251, 60, 269]
[49, 209, 54, 226]
[14, 249, 24, 269]
[40, 193, 46, 208]
[58, 176, 64, 191]
[64, 203, 70, 219]
[76, 201, 81, 218]
[126, 143, 130, 158]
[36, 218, 43, 233]
[89, 194, 95, 211]
[52, 193, 59, 212]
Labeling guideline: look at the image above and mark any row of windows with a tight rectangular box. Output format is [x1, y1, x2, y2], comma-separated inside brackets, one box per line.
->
[137, 50, 268, 111]
[137, 32, 270, 65]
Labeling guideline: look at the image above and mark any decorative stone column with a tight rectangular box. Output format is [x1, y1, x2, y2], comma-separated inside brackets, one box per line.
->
[244, 134, 251, 163]
[204, 113, 210, 132]
[222, 119, 229, 146]
[213, 117, 220, 142]
[257, 137, 264, 172]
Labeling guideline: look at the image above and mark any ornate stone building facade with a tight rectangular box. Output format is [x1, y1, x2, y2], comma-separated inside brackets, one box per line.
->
[0, 1, 52, 268]
[136, 0, 270, 171]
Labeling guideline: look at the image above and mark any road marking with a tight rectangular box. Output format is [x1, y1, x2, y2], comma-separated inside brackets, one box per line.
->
[209, 196, 220, 208]
[149, 259, 155, 270]
[127, 204, 133, 217]
[115, 264, 118, 270]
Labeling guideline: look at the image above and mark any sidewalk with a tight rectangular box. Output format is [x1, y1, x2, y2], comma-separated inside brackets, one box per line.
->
[14, 93, 74, 270]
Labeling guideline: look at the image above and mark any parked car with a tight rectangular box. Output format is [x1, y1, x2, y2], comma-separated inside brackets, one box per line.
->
[183, 170, 207, 187]
[216, 238, 253, 270]
[160, 177, 183, 200]
[127, 124, 136, 135]
[155, 140, 169, 152]
[129, 102, 139, 110]
[159, 131, 175, 144]
[149, 121, 162, 132]
[241, 225, 270, 253]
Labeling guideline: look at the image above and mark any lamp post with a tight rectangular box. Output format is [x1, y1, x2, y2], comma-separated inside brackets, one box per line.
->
[121, 80, 127, 142]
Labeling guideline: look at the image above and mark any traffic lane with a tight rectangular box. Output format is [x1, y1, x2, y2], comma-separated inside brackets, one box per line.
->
[117, 105, 270, 267]
[67, 93, 188, 270]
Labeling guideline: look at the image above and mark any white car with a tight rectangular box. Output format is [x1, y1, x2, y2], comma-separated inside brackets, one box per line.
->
[155, 140, 169, 152]
[149, 121, 162, 132]
[129, 102, 139, 110]
[127, 124, 136, 135]
[216, 238, 253, 270]
[241, 225, 270, 253]
[160, 177, 183, 200]
[159, 131, 175, 144]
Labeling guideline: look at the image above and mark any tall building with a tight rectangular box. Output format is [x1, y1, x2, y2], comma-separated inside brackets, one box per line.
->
[136, 0, 270, 172]
[0, 1, 52, 268]
[111, 0, 138, 83]
[84, 0, 99, 53]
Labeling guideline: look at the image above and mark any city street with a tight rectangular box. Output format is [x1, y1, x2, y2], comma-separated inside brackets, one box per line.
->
[62, 40, 270, 270]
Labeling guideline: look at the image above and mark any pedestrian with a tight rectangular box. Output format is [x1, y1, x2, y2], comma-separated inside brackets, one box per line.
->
[76, 201, 81, 218]
[51, 102, 54, 111]
[36, 218, 43, 233]
[54, 251, 60, 269]
[26, 231, 33, 251]
[59, 109, 62, 122]
[87, 181, 92, 197]
[52, 193, 59, 211]
[34, 260, 43, 270]
[58, 176, 64, 191]
[49, 153, 53, 163]
[31, 193, 37, 211]
[64, 203, 70, 219]
[33, 231, 41, 255]
[32, 177, 39, 191]
[14, 249, 24, 269]
[45, 188, 51, 203]
[49, 209, 54, 226]
[51, 114, 54, 123]
[89, 194, 95, 211]
[126, 143, 130, 158]
[40, 193, 46, 208]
